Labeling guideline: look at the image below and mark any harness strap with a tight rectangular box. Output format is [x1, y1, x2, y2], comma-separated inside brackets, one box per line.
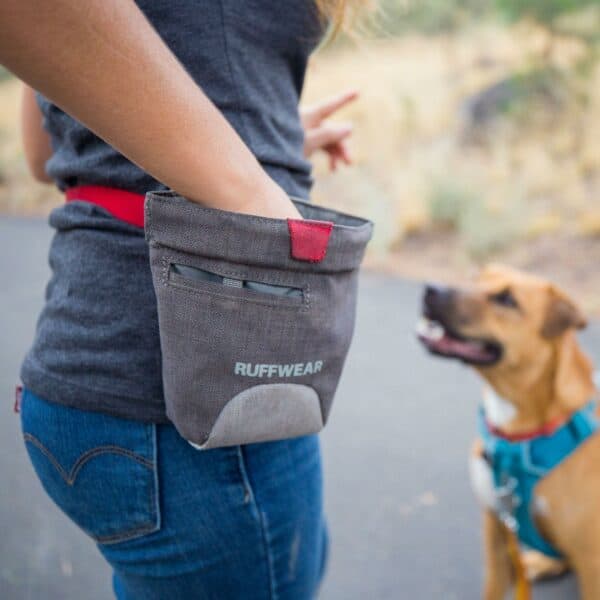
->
[66, 185, 146, 228]
[480, 399, 598, 558]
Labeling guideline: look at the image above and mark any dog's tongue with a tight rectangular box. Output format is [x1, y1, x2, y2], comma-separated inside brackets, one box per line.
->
[417, 318, 494, 362]
[433, 333, 492, 361]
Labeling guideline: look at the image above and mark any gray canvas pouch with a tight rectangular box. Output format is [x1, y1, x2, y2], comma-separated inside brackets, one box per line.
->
[145, 191, 373, 448]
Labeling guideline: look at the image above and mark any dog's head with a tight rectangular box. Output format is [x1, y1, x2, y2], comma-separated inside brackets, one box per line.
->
[417, 264, 587, 371]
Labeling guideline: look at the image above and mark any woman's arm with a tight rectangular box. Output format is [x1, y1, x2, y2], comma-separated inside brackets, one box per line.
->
[0, 0, 299, 219]
[21, 85, 53, 184]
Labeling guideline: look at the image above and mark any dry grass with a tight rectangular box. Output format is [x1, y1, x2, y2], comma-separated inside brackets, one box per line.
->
[306, 24, 599, 239]
[0, 22, 599, 309]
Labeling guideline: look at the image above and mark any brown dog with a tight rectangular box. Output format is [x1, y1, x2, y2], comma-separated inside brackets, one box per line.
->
[417, 264, 600, 600]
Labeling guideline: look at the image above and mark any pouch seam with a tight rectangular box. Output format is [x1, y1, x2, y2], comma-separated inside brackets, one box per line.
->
[149, 192, 373, 230]
[170, 262, 306, 298]
[167, 278, 309, 312]
[161, 254, 309, 293]
[162, 253, 313, 289]
[150, 234, 364, 275]
[161, 256, 310, 312]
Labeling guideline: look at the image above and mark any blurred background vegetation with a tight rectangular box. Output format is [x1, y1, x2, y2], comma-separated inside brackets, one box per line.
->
[305, 0, 600, 310]
[1, 0, 599, 308]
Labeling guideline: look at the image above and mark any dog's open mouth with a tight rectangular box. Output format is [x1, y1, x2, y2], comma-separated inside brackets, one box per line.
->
[417, 317, 502, 366]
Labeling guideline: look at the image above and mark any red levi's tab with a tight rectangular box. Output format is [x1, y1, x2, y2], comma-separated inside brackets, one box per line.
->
[65, 186, 146, 228]
[287, 219, 334, 263]
[14, 385, 22, 414]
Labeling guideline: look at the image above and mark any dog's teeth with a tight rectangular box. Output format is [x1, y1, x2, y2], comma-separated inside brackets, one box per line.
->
[428, 322, 445, 341]
[416, 317, 433, 337]
[417, 317, 445, 340]
[416, 318, 429, 336]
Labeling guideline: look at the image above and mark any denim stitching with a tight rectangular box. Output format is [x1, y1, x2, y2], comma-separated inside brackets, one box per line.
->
[23, 430, 160, 545]
[256, 505, 278, 600]
[235, 446, 254, 505]
[23, 434, 154, 485]
[93, 425, 160, 545]
[94, 522, 158, 545]
[238, 446, 277, 600]
[149, 424, 162, 532]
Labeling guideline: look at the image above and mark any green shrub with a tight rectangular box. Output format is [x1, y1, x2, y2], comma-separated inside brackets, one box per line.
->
[495, 0, 596, 29]
[369, 0, 599, 39]
[379, 0, 494, 35]
[427, 179, 523, 257]
[428, 180, 476, 228]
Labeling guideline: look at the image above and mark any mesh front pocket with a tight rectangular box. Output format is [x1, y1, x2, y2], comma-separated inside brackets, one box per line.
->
[145, 192, 373, 448]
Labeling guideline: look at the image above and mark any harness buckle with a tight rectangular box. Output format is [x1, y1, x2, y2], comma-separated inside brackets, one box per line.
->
[495, 475, 520, 532]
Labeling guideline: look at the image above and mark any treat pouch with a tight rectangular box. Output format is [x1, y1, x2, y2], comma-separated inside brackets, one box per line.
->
[145, 191, 373, 448]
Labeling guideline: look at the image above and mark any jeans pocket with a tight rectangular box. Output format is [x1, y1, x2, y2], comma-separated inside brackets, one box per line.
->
[21, 389, 160, 545]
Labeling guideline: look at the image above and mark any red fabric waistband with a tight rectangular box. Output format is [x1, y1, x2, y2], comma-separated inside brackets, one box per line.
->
[65, 185, 146, 228]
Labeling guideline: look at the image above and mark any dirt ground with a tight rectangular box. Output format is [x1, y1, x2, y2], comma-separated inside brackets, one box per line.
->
[367, 228, 600, 314]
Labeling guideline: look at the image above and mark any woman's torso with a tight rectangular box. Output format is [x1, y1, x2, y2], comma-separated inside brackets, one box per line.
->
[38, 0, 321, 196]
[21, 0, 323, 420]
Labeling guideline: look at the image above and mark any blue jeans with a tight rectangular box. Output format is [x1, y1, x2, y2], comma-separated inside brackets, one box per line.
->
[20, 389, 327, 599]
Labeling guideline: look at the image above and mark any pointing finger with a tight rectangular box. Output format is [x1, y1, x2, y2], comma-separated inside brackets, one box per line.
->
[303, 89, 359, 125]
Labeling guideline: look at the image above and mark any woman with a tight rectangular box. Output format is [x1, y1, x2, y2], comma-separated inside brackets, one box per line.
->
[2, 0, 362, 598]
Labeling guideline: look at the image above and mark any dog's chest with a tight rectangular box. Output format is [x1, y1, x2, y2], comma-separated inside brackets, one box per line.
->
[482, 386, 516, 428]
[469, 387, 516, 511]
[469, 452, 497, 511]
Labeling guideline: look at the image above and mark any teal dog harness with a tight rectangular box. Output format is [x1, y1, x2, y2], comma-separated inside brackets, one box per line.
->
[479, 400, 598, 558]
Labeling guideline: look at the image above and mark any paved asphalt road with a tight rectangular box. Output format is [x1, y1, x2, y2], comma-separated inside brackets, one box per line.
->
[0, 217, 587, 599]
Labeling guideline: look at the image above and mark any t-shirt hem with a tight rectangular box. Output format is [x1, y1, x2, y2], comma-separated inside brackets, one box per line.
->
[20, 360, 170, 424]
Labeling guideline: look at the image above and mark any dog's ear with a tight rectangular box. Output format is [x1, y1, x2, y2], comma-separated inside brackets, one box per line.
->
[541, 286, 587, 338]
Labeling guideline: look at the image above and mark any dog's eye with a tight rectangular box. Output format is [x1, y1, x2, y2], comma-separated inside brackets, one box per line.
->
[490, 289, 519, 309]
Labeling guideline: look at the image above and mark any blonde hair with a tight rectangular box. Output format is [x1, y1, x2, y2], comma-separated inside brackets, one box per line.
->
[314, 0, 369, 35]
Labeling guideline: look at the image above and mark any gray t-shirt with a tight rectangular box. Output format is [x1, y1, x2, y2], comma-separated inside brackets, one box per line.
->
[21, 0, 323, 421]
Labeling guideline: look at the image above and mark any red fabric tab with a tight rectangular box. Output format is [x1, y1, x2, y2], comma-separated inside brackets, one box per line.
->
[14, 385, 23, 414]
[287, 219, 333, 263]
[66, 186, 146, 228]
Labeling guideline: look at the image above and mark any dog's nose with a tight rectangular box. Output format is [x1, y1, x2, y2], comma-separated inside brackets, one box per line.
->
[424, 284, 454, 312]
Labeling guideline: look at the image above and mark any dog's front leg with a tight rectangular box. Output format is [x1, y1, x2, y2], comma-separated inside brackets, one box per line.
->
[483, 509, 515, 600]
[577, 560, 600, 600]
